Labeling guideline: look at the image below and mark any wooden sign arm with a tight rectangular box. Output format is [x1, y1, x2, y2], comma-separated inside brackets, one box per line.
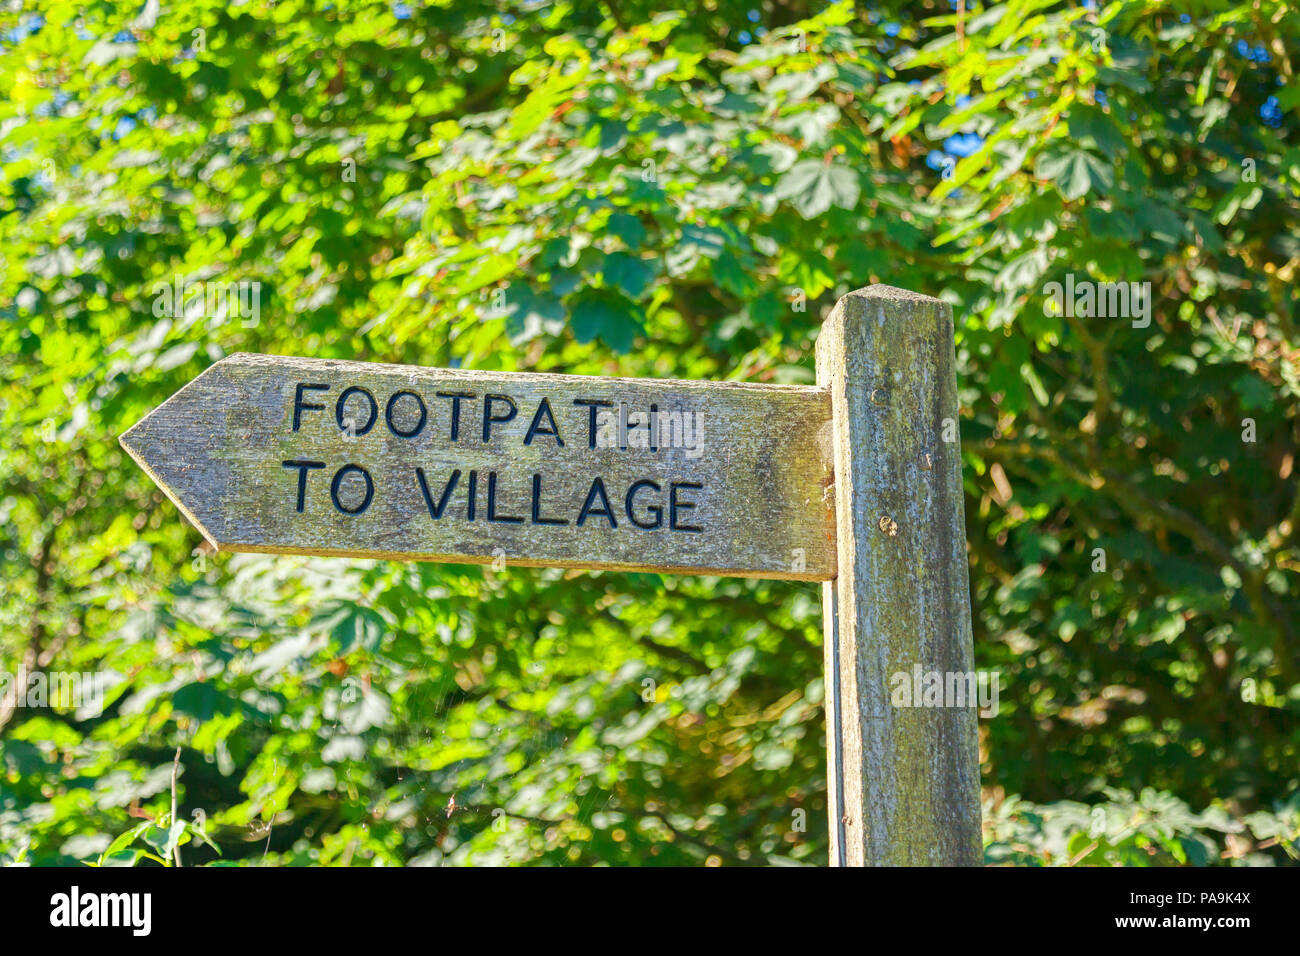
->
[816, 285, 983, 866]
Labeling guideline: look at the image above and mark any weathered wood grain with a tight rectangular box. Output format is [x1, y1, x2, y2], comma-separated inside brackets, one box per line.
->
[120, 353, 836, 580]
[816, 285, 982, 865]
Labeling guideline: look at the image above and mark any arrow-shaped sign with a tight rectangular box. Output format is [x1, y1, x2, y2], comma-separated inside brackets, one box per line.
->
[120, 353, 836, 580]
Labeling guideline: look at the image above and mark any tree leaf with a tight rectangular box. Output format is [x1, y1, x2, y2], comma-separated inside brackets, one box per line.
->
[774, 160, 861, 218]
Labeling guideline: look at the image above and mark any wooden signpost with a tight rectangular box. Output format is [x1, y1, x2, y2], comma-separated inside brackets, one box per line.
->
[121, 284, 982, 866]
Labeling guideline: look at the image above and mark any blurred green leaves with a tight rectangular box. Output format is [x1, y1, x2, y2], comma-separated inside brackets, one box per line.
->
[1, 0, 1298, 866]
[774, 159, 862, 218]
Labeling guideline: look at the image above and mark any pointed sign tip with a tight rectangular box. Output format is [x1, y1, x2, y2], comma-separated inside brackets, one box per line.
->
[117, 425, 139, 458]
[116, 417, 223, 550]
[118, 411, 154, 461]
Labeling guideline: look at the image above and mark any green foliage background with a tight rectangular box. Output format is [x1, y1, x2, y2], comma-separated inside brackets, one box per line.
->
[1, 0, 1298, 866]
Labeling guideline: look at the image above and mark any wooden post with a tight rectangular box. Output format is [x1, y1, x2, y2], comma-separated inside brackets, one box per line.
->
[816, 285, 982, 866]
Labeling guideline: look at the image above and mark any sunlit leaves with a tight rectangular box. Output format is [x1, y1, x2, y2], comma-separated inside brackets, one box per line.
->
[773, 159, 861, 218]
[1034, 146, 1115, 200]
